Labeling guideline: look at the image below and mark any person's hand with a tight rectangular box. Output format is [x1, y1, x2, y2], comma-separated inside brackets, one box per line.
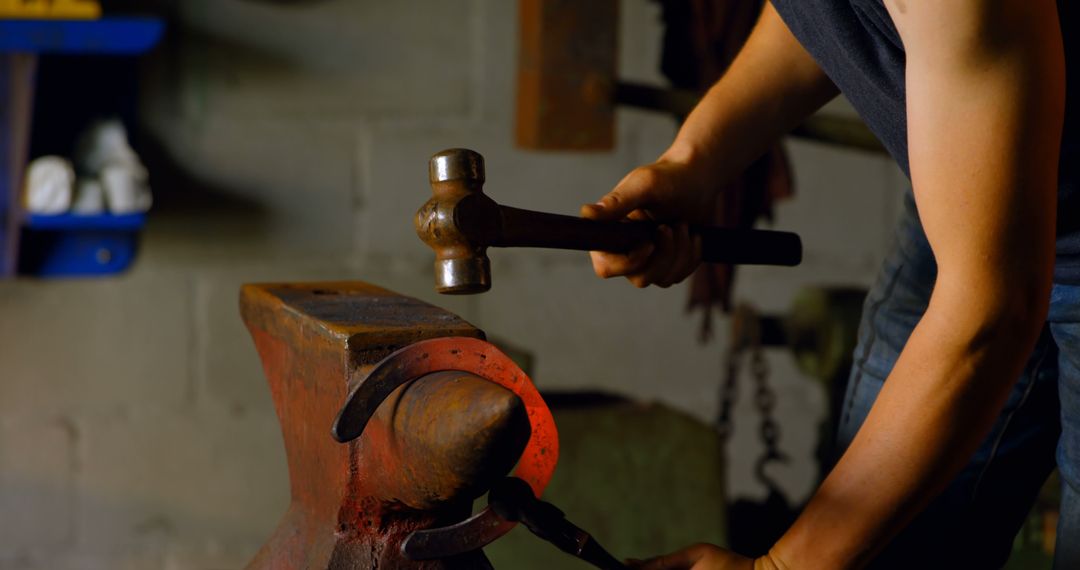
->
[628, 544, 784, 570]
[580, 155, 715, 288]
[628, 544, 751, 570]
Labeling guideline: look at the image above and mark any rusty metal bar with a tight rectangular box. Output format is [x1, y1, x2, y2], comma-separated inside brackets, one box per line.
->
[790, 114, 888, 155]
[614, 80, 887, 155]
[613, 81, 698, 117]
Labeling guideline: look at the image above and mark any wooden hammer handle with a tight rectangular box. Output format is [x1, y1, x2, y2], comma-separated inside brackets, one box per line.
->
[496, 206, 802, 266]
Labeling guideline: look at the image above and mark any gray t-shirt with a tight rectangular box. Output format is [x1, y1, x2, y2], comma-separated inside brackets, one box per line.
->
[771, 0, 1080, 283]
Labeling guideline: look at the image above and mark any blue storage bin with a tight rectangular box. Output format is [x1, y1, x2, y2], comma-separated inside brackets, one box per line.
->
[0, 16, 163, 278]
[18, 213, 144, 276]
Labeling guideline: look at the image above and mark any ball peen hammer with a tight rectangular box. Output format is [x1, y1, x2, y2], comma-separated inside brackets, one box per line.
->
[417, 148, 802, 294]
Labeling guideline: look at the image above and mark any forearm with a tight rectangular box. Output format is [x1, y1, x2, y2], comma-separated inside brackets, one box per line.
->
[772, 284, 1047, 569]
[663, 2, 838, 183]
[769, 0, 1063, 563]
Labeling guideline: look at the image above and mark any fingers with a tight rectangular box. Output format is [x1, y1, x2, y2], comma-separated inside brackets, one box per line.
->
[627, 224, 703, 289]
[630, 544, 715, 569]
[581, 166, 661, 221]
[589, 224, 702, 287]
[629, 225, 678, 288]
[580, 202, 606, 220]
[657, 225, 703, 288]
[590, 242, 655, 279]
[584, 164, 701, 287]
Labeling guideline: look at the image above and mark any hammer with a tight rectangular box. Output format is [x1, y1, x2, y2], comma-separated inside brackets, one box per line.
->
[417, 148, 802, 295]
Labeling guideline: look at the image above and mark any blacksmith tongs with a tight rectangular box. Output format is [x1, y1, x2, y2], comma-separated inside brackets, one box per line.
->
[487, 477, 629, 570]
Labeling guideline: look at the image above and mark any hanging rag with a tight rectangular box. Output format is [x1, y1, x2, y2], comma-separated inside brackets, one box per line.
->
[655, 0, 796, 341]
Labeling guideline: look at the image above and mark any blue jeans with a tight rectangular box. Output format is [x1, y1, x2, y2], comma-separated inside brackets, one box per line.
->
[838, 194, 1080, 569]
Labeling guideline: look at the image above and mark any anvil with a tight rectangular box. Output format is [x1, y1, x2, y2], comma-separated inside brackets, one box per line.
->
[240, 282, 557, 569]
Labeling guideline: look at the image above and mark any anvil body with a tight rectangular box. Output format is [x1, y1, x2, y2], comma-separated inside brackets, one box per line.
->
[241, 282, 530, 569]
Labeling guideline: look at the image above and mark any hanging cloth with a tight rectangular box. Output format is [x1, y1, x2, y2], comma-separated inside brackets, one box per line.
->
[655, 0, 796, 341]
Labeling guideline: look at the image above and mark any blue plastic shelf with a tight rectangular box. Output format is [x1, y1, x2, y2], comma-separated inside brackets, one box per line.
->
[0, 17, 164, 55]
[19, 213, 145, 276]
[25, 212, 145, 230]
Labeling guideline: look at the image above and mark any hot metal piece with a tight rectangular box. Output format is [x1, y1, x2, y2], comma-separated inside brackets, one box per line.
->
[332, 336, 560, 560]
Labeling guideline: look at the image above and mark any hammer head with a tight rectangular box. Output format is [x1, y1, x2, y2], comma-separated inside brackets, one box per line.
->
[417, 148, 498, 295]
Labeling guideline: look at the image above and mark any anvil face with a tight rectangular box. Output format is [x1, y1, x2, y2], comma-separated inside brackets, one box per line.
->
[240, 282, 531, 570]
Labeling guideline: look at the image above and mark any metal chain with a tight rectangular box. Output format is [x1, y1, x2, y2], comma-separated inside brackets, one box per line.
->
[715, 338, 741, 441]
[751, 342, 786, 465]
[717, 304, 787, 489]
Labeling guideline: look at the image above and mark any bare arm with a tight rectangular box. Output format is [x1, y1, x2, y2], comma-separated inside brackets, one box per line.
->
[583, 2, 837, 288]
[771, 1, 1064, 568]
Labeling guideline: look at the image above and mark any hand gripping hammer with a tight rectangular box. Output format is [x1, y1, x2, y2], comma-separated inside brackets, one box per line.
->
[417, 148, 802, 294]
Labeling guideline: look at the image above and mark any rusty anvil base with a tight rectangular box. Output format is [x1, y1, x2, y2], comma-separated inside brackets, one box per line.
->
[241, 282, 535, 569]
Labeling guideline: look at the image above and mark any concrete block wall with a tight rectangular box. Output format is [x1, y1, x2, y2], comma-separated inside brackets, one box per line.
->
[0, 1, 907, 567]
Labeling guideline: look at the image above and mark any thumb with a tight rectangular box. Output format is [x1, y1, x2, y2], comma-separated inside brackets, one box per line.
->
[581, 190, 636, 221]
[581, 169, 654, 220]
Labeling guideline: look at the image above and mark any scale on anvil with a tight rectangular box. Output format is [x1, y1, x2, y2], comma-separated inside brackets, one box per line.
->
[237, 147, 802, 569]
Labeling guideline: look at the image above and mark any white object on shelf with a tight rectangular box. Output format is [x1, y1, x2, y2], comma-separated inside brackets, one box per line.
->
[71, 178, 105, 215]
[75, 118, 152, 215]
[100, 163, 151, 215]
[23, 155, 74, 215]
